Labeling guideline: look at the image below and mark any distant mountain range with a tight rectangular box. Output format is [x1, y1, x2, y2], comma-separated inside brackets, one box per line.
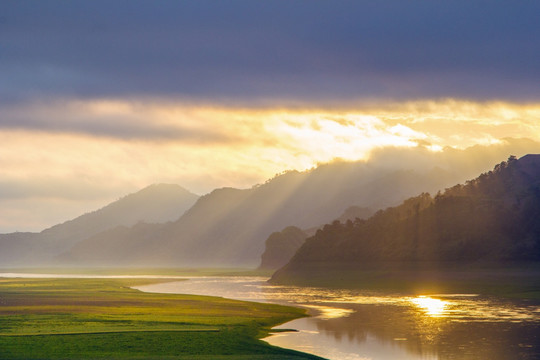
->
[0, 184, 198, 266]
[1, 139, 539, 269]
[270, 154, 540, 285]
[57, 161, 470, 267]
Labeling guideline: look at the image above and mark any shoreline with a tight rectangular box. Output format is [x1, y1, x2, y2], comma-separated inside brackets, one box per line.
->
[0, 273, 325, 360]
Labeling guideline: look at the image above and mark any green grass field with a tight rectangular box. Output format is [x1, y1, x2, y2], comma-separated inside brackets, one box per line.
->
[0, 277, 323, 359]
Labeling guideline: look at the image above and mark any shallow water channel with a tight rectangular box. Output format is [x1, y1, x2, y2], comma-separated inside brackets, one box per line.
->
[136, 276, 540, 360]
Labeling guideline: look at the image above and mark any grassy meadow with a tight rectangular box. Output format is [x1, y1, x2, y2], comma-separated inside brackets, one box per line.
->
[0, 277, 322, 359]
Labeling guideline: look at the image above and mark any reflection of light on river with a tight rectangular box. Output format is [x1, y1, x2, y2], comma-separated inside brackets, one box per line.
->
[132, 276, 540, 323]
[410, 296, 448, 317]
[303, 304, 354, 319]
[132, 276, 540, 360]
[4, 274, 540, 360]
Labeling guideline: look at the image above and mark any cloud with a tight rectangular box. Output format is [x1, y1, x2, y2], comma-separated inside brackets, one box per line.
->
[1, 1, 540, 103]
[371, 100, 540, 148]
[2, 98, 540, 156]
[366, 138, 540, 175]
[0, 100, 241, 143]
[1, 98, 540, 232]
[3, 1, 540, 233]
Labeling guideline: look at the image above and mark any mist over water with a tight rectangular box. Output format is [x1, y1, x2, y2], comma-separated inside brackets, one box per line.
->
[136, 277, 540, 360]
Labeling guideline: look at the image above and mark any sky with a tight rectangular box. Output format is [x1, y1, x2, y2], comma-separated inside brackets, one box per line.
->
[1, 1, 540, 232]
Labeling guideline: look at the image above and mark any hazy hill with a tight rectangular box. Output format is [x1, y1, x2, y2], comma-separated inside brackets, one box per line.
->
[270, 155, 540, 285]
[258, 226, 307, 270]
[258, 206, 374, 270]
[0, 184, 198, 266]
[5, 139, 539, 268]
[59, 152, 493, 267]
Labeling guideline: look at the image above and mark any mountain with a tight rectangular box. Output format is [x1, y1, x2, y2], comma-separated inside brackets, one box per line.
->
[258, 226, 307, 270]
[0, 184, 199, 266]
[335, 206, 373, 224]
[258, 207, 374, 270]
[270, 155, 540, 285]
[5, 139, 538, 268]
[58, 153, 493, 267]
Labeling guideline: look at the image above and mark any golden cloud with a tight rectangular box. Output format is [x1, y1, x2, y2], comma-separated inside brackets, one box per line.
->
[1, 98, 540, 231]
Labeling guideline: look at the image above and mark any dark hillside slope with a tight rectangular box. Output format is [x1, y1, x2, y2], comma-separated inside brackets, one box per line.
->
[271, 155, 540, 284]
[258, 207, 374, 271]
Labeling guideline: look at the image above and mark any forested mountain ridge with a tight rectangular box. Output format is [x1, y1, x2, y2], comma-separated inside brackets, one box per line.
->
[271, 155, 540, 284]
[258, 206, 374, 270]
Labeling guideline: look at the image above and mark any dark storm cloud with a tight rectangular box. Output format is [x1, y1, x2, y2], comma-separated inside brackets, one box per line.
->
[1, 1, 539, 103]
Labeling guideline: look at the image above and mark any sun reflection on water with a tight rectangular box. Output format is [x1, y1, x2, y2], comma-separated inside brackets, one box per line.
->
[410, 296, 449, 317]
[303, 304, 355, 319]
[133, 277, 540, 360]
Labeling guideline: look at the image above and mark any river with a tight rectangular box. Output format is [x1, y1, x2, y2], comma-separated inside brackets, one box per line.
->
[3, 273, 539, 359]
[135, 276, 540, 360]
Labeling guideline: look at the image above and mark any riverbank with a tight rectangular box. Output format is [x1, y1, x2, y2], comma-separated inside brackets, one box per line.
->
[0, 277, 323, 359]
[137, 275, 540, 360]
[0, 267, 274, 277]
[270, 262, 540, 298]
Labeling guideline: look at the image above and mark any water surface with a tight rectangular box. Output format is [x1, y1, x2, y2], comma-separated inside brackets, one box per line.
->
[136, 276, 540, 360]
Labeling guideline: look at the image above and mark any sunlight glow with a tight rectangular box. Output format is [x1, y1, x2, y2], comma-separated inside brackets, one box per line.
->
[2, 98, 540, 231]
[410, 296, 449, 317]
[427, 144, 443, 152]
[304, 305, 355, 319]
